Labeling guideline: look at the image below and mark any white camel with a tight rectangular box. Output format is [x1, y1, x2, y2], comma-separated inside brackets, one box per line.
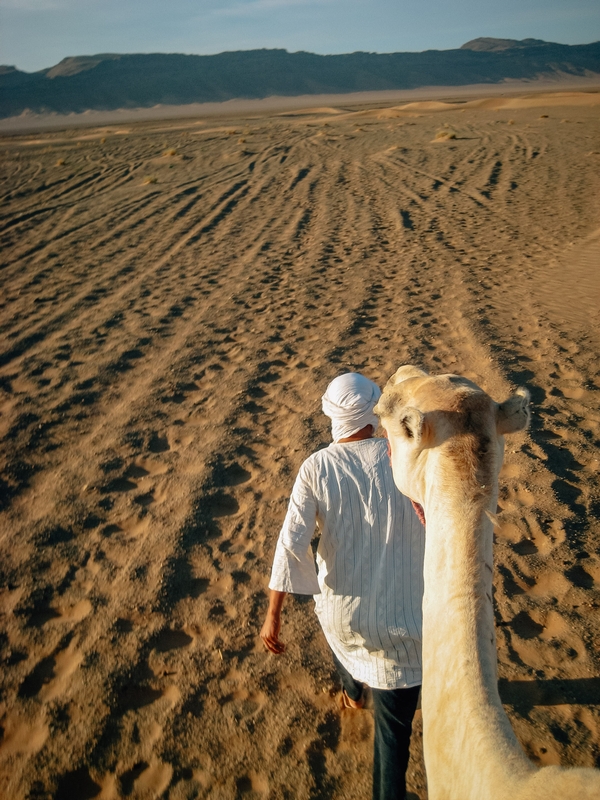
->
[374, 365, 600, 800]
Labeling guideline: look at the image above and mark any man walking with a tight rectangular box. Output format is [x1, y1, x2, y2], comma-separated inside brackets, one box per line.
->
[261, 372, 425, 800]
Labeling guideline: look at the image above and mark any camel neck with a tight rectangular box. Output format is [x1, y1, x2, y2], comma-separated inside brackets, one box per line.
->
[420, 451, 534, 798]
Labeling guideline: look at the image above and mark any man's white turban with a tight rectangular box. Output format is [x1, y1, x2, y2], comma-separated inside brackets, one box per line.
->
[322, 373, 381, 443]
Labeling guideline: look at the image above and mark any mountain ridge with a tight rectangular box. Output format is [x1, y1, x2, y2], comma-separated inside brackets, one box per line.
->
[2, 38, 599, 119]
[460, 37, 554, 51]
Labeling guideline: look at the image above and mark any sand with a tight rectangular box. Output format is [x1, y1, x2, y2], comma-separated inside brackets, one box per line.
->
[0, 89, 599, 799]
[3, 76, 600, 135]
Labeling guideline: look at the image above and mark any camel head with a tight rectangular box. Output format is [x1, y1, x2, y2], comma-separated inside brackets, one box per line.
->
[374, 366, 530, 508]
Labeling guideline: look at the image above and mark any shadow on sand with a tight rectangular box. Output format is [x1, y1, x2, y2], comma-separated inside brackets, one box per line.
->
[499, 677, 600, 715]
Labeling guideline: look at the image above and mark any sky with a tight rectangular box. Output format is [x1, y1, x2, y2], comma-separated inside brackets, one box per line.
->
[1, 0, 599, 73]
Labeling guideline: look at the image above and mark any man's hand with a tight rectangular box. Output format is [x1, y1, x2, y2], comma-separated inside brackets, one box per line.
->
[260, 590, 287, 654]
[260, 613, 286, 654]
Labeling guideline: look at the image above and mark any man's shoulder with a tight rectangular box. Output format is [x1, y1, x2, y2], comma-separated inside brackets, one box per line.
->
[367, 437, 388, 453]
[337, 437, 388, 455]
[300, 445, 332, 471]
[323, 437, 388, 467]
[300, 438, 387, 470]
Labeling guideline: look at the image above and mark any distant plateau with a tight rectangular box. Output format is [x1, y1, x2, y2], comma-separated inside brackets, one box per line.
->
[1, 37, 599, 120]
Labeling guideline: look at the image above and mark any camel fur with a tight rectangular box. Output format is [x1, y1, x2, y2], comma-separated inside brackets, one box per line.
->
[375, 365, 600, 800]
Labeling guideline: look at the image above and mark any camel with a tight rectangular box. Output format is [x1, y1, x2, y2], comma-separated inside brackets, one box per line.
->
[374, 365, 600, 800]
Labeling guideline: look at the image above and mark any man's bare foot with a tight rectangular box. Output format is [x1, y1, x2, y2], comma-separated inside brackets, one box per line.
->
[341, 688, 366, 710]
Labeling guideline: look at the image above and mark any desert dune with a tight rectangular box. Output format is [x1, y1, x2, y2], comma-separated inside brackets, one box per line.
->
[1, 89, 599, 799]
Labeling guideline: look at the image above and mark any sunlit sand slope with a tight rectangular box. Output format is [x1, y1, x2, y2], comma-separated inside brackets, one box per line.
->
[1, 91, 599, 799]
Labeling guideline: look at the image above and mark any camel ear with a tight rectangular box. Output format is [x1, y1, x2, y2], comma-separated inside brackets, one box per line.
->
[384, 365, 428, 390]
[496, 388, 530, 435]
[396, 407, 426, 444]
[373, 389, 425, 443]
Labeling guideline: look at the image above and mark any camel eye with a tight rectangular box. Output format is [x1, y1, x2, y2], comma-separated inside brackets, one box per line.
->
[401, 418, 413, 439]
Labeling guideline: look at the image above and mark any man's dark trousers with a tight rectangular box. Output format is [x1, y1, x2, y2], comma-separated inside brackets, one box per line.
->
[333, 652, 421, 800]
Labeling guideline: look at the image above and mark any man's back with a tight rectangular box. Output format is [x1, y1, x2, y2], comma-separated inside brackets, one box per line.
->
[290, 438, 425, 688]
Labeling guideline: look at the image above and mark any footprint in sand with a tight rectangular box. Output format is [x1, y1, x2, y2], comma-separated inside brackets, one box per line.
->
[219, 671, 267, 722]
[131, 458, 169, 477]
[539, 609, 573, 642]
[522, 738, 562, 767]
[102, 476, 138, 494]
[98, 451, 171, 511]
[130, 761, 174, 797]
[54, 598, 93, 623]
[499, 462, 521, 480]
[500, 485, 536, 512]
[207, 599, 237, 622]
[526, 570, 572, 601]
[53, 767, 104, 800]
[510, 617, 586, 671]
[557, 384, 586, 400]
[27, 598, 92, 628]
[135, 491, 156, 507]
[117, 760, 173, 797]
[219, 462, 252, 487]
[236, 772, 270, 796]
[564, 564, 595, 590]
[204, 491, 243, 518]
[148, 432, 170, 453]
[118, 682, 179, 712]
[508, 514, 565, 557]
[582, 559, 600, 586]
[497, 564, 533, 598]
[151, 627, 194, 653]
[204, 574, 234, 600]
[116, 514, 151, 537]
[0, 715, 49, 757]
[19, 641, 83, 701]
[39, 641, 83, 701]
[509, 610, 545, 639]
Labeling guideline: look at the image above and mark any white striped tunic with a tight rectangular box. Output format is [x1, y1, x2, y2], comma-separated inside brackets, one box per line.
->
[269, 438, 425, 690]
